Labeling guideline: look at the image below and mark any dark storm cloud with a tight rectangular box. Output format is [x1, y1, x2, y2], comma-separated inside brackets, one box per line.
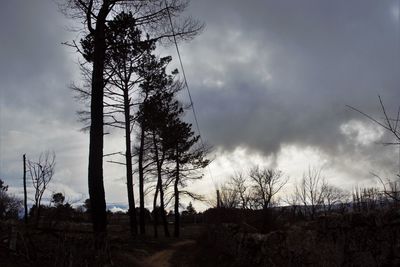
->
[1, 0, 79, 114]
[0, 0, 88, 194]
[178, 0, 400, 171]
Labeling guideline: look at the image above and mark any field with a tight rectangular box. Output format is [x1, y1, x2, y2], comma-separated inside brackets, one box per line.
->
[0, 218, 225, 267]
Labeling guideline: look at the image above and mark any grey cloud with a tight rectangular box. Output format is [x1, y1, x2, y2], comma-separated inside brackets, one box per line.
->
[180, 1, 399, 162]
[0, 0, 85, 192]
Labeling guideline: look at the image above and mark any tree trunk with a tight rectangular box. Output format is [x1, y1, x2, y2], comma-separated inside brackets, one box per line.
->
[160, 180, 170, 237]
[138, 122, 146, 234]
[88, 3, 108, 234]
[153, 181, 159, 238]
[152, 132, 170, 237]
[124, 89, 137, 236]
[174, 152, 180, 237]
[35, 199, 40, 226]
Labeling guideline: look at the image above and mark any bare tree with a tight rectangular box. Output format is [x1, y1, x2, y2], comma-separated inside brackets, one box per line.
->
[348, 96, 400, 206]
[207, 183, 238, 209]
[218, 183, 240, 209]
[352, 186, 383, 212]
[27, 151, 56, 222]
[209, 175, 251, 209]
[370, 172, 400, 204]
[295, 167, 327, 219]
[283, 192, 302, 217]
[347, 95, 400, 147]
[249, 166, 288, 209]
[229, 172, 252, 209]
[321, 185, 349, 215]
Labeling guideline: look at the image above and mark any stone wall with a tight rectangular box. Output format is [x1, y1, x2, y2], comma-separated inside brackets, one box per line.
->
[206, 211, 400, 266]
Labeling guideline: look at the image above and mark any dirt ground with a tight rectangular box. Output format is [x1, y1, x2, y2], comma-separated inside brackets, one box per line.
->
[140, 240, 196, 267]
[110, 225, 213, 267]
[122, 238, 232, 267]
[1, 223, 230, 267]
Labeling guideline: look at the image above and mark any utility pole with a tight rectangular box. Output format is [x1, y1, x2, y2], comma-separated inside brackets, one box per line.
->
[23, 154, 28, 224]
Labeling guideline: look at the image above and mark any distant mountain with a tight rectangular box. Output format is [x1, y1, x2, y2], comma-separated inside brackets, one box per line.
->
[107, 204, 128, 213]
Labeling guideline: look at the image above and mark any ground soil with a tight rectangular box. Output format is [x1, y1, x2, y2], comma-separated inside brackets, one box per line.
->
[0, 223, 228, 267]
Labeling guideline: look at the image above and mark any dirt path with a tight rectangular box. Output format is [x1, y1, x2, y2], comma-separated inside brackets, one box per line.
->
[142, 239, 196, 267]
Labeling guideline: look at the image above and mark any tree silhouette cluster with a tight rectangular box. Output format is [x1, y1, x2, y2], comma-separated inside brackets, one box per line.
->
[0, 179, 22, 220]
[64, 0, 207, 239]
[216, 166, 288, 210]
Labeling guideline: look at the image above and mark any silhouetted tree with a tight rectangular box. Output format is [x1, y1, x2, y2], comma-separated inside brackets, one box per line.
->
[79, 11, 156, 236]
[135, 52, 179, 235]
[294, 167, 327, 219]
[352, 186, 382, 212]
[0, 179, 22, 220]
[216, 183, 240, 209]
[348, 95, 400, 148]
[165, 118, 209, 237]
[230, 172, 253, 209]
[62, 0, 203, 238]
[373, 172, 400, 203]
[145, 67, 183, 238]
[321, 185, 349, 215]
[249, 166, 288, 209]
[185, 202, 196, 214]
[27, 151, 55, 223]
[137, 88, 208, 237]
[52, 192, 65, 207]
[0, 179, 8, 192]
[348, 95, 400, 200]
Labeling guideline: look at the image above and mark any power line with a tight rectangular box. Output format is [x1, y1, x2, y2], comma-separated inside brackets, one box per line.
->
[164, 0, 217, 188]
[164, 1, 202, 143]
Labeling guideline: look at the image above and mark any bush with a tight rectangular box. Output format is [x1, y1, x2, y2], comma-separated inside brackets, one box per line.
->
[0, 179, 22, 220]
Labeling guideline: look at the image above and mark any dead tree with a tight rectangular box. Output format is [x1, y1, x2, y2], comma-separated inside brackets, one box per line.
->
[321, 185, 349, 215]
[347, 95, 400, 147]
[229, 172, 252, 209]
[217, 183, 240, 209]
[295, 167, 327, 219]
[27, 151, 55, 223]
[249, 166, 288, 209]
[214, 173, 249, 209]
[348, 96, 400, 203]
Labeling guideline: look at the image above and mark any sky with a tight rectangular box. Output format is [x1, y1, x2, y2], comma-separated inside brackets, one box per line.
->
[0, 0, 399, 211]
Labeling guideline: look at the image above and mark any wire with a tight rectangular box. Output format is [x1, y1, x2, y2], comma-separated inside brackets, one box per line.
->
[164, 1, 202, 142]
[164, 0, 217, 189]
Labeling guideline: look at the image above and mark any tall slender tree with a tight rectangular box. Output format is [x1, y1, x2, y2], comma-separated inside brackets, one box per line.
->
[141, 78, 182, 237]
[63, 0, 203, 238]
[101, 12, 150, 236]
[163, 116, 209, 237]
[135, 52, 176, 234]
